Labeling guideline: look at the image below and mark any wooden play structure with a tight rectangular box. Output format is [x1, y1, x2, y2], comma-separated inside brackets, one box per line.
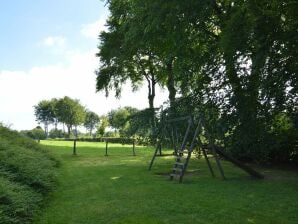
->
[149, 114, 264, 183]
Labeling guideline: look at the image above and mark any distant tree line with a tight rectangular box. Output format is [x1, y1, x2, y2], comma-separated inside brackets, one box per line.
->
[28, 97, 149, 141]
[32, 96, 99, 138]
[96, 0, 298, 164]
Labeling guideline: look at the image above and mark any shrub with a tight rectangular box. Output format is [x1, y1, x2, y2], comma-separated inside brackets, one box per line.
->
[48, 129, 64, 139]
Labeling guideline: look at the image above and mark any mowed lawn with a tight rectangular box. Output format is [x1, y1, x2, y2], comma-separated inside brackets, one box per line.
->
[34, 141, 298, 224]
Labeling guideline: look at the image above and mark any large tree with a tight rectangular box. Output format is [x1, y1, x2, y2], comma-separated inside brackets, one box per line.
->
[97, 0, 297, 162]
[96, 0, 165, 121]
[134, 0, 297, 159]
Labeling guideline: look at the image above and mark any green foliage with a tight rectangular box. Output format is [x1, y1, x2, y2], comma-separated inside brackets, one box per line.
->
[34, 100, 56, 137]
[98, 0, 298, 164]
[48, 129, 64, 139]
[31, 127, 46, 140]
[126, 108, 158, 141]
[0, 177, 42, 224]
[0, 125, 58, 224]
[96, 0, 165, 110]
[84, 111, 100, 136]
[103, 131, 120, 138]
[97, 116, 109, 137]
[108, 107, 138, 137]
[55, 96, 86, 136]
[19, 130, 35, 140]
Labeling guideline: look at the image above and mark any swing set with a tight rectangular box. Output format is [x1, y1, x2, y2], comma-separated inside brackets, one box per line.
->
[149, 114, 264, 183]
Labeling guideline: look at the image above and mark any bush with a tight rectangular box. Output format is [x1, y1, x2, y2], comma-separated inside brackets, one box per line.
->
[103, 131, 120, 138]
[19, 127, 46, 141]
[31, 127, 46, 140]
[48, 129, 64, 139]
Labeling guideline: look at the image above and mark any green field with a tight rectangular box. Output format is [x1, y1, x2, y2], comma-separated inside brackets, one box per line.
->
[34, 141, 298, 224]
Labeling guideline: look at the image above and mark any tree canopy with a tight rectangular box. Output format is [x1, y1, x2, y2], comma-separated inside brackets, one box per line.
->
[96, 0, 298, 163]
[34, 100, 55, 137]
[55, 96, 86, 136]
[84, 110, 100, 136]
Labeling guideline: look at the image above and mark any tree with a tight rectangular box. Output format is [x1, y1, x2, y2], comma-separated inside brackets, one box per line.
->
[32, 126, 46, 142]
[98, 0, 298, 163]
[84, 111, 100, 136]
[108, 107, 138, 137]
[50, 98, 59, 130]
[133, 0, 297, 161]
[96, 0, 165, 119]
[55, 96, 86, 137]
[97, 115, 109, 137]
[34, 100, 55, 138]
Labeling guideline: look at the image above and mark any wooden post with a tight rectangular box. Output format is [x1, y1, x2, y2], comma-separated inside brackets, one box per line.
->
[211, 142, 225, 180]
[202, 148, 215, 177]
[132, 139, 136, 156]
[149, 142, 161, 170]
[73, 139, 77, 155]
[105, 140, 108, 156]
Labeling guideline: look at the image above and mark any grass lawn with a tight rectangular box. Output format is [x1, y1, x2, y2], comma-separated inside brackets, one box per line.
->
[34, 140, 298, 224]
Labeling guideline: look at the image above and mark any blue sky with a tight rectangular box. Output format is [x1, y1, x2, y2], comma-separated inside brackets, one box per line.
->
[0, 0, 107, 70]
[0, 1, 167, 130]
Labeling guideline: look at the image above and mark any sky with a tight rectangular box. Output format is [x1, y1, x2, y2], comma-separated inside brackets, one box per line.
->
[0, 0, 168, 131]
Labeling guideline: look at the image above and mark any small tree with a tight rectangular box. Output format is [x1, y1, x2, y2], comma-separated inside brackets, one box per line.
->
[32, 126, 46, 142]
[97, 116, 109, 137]
[84, 111, 100, 136]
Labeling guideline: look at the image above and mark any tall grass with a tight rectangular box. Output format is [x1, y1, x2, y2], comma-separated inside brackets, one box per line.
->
[0, 126, 58, 224]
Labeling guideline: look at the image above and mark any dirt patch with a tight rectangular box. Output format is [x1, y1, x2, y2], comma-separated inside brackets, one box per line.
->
[154, 169, 200, 176]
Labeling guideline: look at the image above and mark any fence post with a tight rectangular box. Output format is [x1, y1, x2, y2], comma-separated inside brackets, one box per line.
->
[105, 140, 108, 156]
[132, 139, 136, 156]
[73, 139, 77, 155]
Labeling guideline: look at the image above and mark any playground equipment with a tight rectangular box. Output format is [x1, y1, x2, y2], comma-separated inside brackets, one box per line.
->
[149, 114, 264, 183]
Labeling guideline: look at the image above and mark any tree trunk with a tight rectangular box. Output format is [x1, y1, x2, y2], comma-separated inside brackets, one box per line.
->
[224, 49, 267, 158]
[166, 60, 176, 109]
[44, 122, 48, 139]
[67, 125, 71, 137]
[54, 120, 58, 130]
[75, 127, 78, 138]
[224, 53, 256, 156]
[146, 74, 156, 128]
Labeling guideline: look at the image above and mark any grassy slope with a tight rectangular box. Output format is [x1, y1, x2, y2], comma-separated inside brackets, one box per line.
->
[0, 126, 58, 224]
[35, 141, 298, 224]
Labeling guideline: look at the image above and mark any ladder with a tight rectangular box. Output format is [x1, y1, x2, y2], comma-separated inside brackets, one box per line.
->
[170, 116, 199, 183]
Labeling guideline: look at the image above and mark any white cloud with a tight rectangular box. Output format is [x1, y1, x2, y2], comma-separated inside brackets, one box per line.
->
[80, 16, 107, 39]
[0, 49, 168, 131]
[42, 36, 66, 47]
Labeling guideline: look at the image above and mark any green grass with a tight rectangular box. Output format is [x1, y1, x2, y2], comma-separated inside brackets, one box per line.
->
[34, 140, 298, 224]
[0, 126, 58, 224]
